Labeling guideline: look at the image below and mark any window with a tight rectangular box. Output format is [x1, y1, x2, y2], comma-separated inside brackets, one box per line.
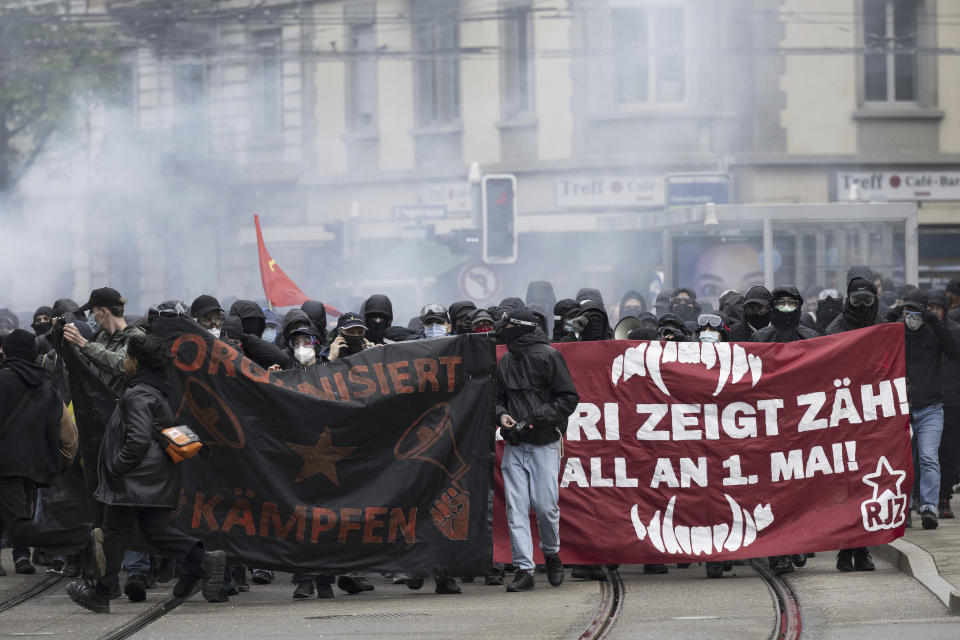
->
[501, 3, 535, 121]
[251, 29, 283, 132]
[863, 0, 917, 103]
[611, 6, 685, 106]
[172, 61, 206, 139]
[347, 19, 377, 132]
[412, 1, 460, 127]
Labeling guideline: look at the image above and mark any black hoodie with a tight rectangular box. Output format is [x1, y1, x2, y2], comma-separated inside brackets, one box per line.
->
[526, 281, 557, 340]
[0, 358, 63, 485]
[553, 299, 579, 343]
[448, 301, 478, 336]
[363, 294, 394, 344]
[826, 277, 880, 335]
[229, 300, 266, 337]
[752, 286, 819, 343]
[577, 301, 613, 341]
[301, 301, 328, 345]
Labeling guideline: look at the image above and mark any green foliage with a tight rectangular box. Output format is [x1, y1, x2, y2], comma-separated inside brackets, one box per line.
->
[0, 1, 127, 192]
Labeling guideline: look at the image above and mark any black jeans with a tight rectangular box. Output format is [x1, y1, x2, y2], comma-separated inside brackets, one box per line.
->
[97, 504, 202, 592]
[939, 405, 960, 500]
[0, 479, 90, 555]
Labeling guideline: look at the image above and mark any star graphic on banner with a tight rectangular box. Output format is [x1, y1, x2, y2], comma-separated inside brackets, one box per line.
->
[862, 456, 906, 500]
[286, 428, 357, 485]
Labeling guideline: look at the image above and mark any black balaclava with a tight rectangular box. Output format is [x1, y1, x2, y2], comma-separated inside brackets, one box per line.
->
[743, 285, 772, 329]
[770, 286, 803, 330]
[619, 289, 647, 319]
[448, 301, 478, 335]
[842, 277, 879, 328]
[229, 300, 266, 337]
[669, 287, 699, 323]
[578, 301, 611, 341]
[814, 295, 844, 334]
[654, 293, 671, 318]
[32, 305, 54, 336]
[718, 290, 744, 326]
[501, 307, 539, 346]
[363, 294, 394, 343]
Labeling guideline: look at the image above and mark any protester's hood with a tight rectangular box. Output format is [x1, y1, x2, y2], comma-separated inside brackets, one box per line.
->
[384, 325, 417, 342]
[301, 300, 328, 333]
[619, 290, 647, 315]
[1, 358, 47, 387]
[498, 297, 525, 313]
[929, 288, 949, 310]
[362, 294, 394, 324]
[718, 290, 745, 324]
[448, 301, 477, 325]
[282, 309, 313, 339]
[846, 265, 875, 286]
[575, 288, 604, 305]
[771, 285, 802, 302]
[229, 300, 266, 337]
[554, 299, 579, 320]
[52, 298, 82, 319]
[672, 287, 697, 301]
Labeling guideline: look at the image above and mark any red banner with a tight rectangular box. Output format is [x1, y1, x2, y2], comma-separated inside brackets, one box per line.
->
[493, 324, 911, 564]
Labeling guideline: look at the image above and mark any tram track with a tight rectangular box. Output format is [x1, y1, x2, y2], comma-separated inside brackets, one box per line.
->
[0, 574, 63, 616]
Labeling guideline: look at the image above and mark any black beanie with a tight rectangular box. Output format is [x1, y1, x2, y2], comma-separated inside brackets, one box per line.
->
[2, 329, 38, 362]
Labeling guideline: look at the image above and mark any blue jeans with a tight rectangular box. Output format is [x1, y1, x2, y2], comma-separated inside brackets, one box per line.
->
[123, 550, 150, 578]
[911, 403, 944, 511]
[501, 439, 562, 571]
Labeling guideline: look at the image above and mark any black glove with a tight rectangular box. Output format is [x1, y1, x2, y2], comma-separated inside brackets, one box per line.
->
[885, 305, 903, 323]
[922, 309, 941, 331]
[500, 426, 523, 446]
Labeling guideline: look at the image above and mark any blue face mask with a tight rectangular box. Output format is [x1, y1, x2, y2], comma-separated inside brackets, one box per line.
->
[423, 323, 447, 339]
[262, 327, 278, 343]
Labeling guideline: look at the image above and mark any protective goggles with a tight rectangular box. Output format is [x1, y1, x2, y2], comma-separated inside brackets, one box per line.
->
[817, 288, 841, 301]
[504, 315, 539, 329]
[420, 303, 448, 317]
[697, 314, 724, 329]
[848, 291, 876, 307]
[772, 298, 800, 311]
[903, 309, 922, 318]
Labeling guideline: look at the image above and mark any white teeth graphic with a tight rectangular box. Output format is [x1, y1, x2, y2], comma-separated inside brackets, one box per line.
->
[612, 341, 762, 396]
[632, 495, 774, 556]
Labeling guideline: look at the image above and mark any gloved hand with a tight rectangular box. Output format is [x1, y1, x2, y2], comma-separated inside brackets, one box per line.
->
[885, 305, 903, 323]
[500, 426, 523, 446]
[922, 309, 941, 331]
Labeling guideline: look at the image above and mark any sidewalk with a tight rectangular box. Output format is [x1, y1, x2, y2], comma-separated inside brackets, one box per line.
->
[875, 496, 960, 615]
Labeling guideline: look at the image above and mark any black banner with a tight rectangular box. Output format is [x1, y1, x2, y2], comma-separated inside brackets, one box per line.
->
[151, 317, 497, 577]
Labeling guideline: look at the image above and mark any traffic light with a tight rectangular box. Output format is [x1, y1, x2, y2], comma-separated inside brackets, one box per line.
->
[482, 174, 517, 264]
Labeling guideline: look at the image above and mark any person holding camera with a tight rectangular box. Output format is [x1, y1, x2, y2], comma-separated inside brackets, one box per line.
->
[66, 332, 227, 613]
[496, 307, 579, 592]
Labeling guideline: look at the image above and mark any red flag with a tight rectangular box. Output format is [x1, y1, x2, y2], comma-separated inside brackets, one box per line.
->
[254, 215, 340, 316]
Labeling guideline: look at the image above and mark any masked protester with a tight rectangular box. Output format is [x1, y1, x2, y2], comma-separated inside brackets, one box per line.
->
[669, 288, 700, 323]
[574, 288, 604, 306]
[885, 289, 960, 531]
[190, 295, 225, 340]
[925, 290, 960, 521]
[262, 309, 281, 345]
[729, 286, 771, 342]
[807, 289, 843, 335]
[625, 312, 659, 341]
[448, 301, 478, 336]
[573, 301, 613, 342]
[31, 307, 53, 338]
[496, 307, 579, 592]
[552, 299, 580, 343]
[329, 313, 374, 361]
[229, 300, 266, 338]
[657, 314, 689, 342]
[362, 294, 394, 345]
[696, 313, 730, 345]
[470, 309, 496, 334]
[750, 286, 817, 344]
[618, 290, 648, 322]
[418, 304, 450, 341]
[718, 290, 744, 327]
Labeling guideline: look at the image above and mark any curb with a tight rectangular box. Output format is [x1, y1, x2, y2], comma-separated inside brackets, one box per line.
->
[876, 539, 960, 615]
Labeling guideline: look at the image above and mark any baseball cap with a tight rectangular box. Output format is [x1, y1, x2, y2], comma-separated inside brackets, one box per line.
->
[190, 295, 223, 318]
[337, 312, 366, 331]
[79, 287, 125, 312]
[902, 289, 928, 311]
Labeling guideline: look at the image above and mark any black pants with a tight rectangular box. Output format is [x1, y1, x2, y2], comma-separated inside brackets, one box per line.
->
[939, 405, 960, 501]
[97, 505, 202, 592]
[0, 479, 90, 555]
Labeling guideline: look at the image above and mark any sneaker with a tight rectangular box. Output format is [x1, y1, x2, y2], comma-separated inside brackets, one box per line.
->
[939, 499, 955, 519]
[722, 561, 733, 572]
[14, 557, 35, 575]
[434, 576, 461, 595]
[251, 569, 273, 585]
[316, 583, 335, 599]
[124, 575, 148, 602]
[484, 573, 504, 586]
[506, 570, 535, 592]
[853, 549, 876, 571]
[544, 554, 564, 587]
[173, 571, 202, 599]
[233, 565, 250, 592]
[200, 551, 228, 603]
[642, 564, 668, 575]
[337, 576, 366, 595]
[67, 581, 110, 614]
[922, 508, 939, 530]
[836, 549, 854, 572]
[293, 582, 315, 599]
[770, 555, 794, 575]
[405, 578, 424, 590]
[705, 562, 724, 579]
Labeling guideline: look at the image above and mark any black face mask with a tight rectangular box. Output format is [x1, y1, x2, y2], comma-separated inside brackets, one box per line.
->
[32, 322, 52, 336]
[770, 307, 801, 330]
[343, 334, 365, 355]
[745, 309, 771, 329]
[502, 326, 530, 345]
[580, 314, 607, 341]
[842, 299, 878, 328]
[671, 303, 697, 322]
[815, 298, 843, 333]
[365, 317, 388, 340]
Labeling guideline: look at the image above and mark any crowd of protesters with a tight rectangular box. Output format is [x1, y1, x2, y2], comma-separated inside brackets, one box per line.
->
[0, 266, 958, 611]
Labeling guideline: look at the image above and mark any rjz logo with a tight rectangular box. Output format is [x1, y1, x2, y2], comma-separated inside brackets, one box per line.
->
[860, 456, 908, 531]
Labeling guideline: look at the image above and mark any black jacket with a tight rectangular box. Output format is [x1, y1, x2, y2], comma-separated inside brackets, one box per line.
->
[729, 320, 765, 343]
[0, 359, 63, 485]
[902, 318, 960, 410]
[751, 324, 819, 343]
[495, 332, 579, 445]
[95, 369, 181, 508]
[942, 318, 960, 407]
[824, 312, 881, 335]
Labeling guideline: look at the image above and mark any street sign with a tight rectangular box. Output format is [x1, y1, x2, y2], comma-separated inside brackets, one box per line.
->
[458, 261, 500, 302]
[391, 204, 447, 220]
[666, 173, 731, 206]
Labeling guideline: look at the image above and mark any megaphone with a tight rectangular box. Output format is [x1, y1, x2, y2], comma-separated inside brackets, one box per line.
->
[394, 403, 470, 491]
[615, 315, 644, 340]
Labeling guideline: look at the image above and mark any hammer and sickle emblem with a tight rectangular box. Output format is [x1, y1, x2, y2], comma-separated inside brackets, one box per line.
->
[175, 377, 246, 449]
[268, 259, 277, 272]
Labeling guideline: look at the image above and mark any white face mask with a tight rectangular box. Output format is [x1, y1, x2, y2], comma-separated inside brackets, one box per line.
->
[699, 329, 720, 343]
[423, 323, 447, 339]
[905, 314, 924, 331]
[294, 345, 315, 365]
[208, 327, 221, 339]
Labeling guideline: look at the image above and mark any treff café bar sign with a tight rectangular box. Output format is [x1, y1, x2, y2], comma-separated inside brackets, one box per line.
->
[838, 171, 960, 202]
[555, 176, 666, 209]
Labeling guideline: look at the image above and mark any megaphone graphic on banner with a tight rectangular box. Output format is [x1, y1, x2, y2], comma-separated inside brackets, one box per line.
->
[394, 402, 470, 492]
